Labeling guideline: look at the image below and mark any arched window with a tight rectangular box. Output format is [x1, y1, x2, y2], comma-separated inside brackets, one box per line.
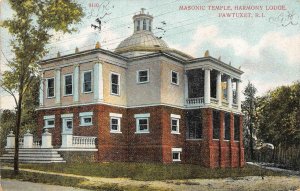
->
[137, 20, 140, 31]
[149, 20, 152, 31]
[143, 19, 146, 30]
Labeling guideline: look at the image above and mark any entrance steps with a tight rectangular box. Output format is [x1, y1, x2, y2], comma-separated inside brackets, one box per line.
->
[0, 148, 66, 163]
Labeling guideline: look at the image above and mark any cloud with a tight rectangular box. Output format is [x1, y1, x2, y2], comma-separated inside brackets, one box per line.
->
[173, 25, 300, 96]
[46, 23, 122, 58]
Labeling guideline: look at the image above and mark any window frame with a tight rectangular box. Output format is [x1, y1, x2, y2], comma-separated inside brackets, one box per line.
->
[110, 117, 121, 133]
[82, 70, 93, 93]
[109, 113, 122, 133]
[172, 148, 182, 162]
[79, 112, 93, 126]
[171, 70, 179, 85]
[110, 72, 120, 96]
[43, 115, 55, 128]
[134, 113, 150, 134]
[64, 74, 73, 96]
[170, 114, 181, 134]
[46, 78, 55, 98]
[136, 69, 149, 84]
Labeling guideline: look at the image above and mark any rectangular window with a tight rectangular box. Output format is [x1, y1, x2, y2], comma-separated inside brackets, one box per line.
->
[111, 73, 120, 95]
[171, 71, 179, 85]
[110, 117, 121, 133]
[170, 114, 181, 134]
[137, 70, 149, 83]
[66, 119, 73, 129]
[137, 118, 149, 132]
[224, 112, 231, 140]
[64, 74, 73, 95]
[234, 115, 240, 141]
[172, 148, 182, 162]
[47, 78, 55, 98]
[171, 119, 179, 133]
[83, 71, 92, 93]
[44, 115, 55, 128]
[135, 113, 150, 133]
[213, 110, 220, 139]
[186, 110, 202, 139]
[79, 112, 93, 126]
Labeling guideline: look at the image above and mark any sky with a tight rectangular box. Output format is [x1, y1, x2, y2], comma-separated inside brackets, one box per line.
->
[1, 0, 300, 109]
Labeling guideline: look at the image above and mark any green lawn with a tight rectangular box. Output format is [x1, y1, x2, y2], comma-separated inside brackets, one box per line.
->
[14, 162, 285, 181]
[1, 169, 170, 191]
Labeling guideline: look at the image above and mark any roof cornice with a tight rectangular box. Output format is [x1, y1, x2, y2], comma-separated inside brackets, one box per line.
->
[187, 56, 244, 74]
[39, 48, 128, 65]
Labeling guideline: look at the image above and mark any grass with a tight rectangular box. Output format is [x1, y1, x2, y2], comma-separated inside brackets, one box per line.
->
[13, 162, 286, 181]
[1, 169, 171, 191]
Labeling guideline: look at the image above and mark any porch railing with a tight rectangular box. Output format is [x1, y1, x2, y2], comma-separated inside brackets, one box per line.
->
[210, 97, 218, 104]
[186, 97, 204, 106]
[232, 103, 238, 110]
[72, 136, 97, 148]
[222, 99, 229, 107]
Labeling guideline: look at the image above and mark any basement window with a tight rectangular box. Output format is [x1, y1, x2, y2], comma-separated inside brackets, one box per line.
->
[172, 148, 182, 162]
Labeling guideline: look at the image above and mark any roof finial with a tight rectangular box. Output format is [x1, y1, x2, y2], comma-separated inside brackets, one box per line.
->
[229, 61, 231, 65]
[95, 41, 101, 49]
[141, 8, 146, 14]
[57, 51, 61, 57]
[204, 50, 209, 57]
[75, 47, 79, 53]
[238, 66, 241, 69]
[218, 56, 221, 61]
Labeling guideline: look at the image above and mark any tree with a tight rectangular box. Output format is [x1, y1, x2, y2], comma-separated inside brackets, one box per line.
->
[0, 77, 39, 154]
[242, 82, 257, 160]
[256, 82, 300, 147]
[0, 0, 83, 174]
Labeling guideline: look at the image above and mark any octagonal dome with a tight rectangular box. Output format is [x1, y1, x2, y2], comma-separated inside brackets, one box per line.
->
[115, 31, 169, 53]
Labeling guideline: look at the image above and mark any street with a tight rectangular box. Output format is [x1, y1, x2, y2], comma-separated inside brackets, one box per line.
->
[1, 179, 90, 191]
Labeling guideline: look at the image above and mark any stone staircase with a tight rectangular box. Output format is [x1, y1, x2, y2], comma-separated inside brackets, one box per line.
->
[0, 148, 66, 163]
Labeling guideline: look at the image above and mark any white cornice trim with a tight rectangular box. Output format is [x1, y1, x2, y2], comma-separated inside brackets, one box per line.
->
[37, 102, 242, 114]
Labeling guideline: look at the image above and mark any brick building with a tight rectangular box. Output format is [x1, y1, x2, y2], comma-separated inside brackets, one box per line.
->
[37, 9, 244, 168]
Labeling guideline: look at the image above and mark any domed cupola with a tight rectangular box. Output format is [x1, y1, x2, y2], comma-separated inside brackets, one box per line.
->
[115, 8, 169, 56]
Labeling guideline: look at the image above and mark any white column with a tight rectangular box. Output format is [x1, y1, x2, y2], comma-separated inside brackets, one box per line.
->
[227, 77, 232, 108]
[236, 80, 241, 111]
[216, 72, 222, 106]
[55, 68, 61, 105]
[41, 129, 53, 148]
[184, 71, 188, 105]
[73, 64, 79, 103]
[94, 62, 103, 102]
[39, 71, 44, 106]
[23, 130, 33, 148]
[204, 68, 211, 104]
[5, 131, 15, 148]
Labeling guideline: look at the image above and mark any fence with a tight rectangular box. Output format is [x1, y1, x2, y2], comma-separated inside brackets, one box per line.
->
[256, 145, 300, 170]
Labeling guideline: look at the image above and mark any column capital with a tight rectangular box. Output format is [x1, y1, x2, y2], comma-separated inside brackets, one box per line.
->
[202, 67, 212, 71]
[55, 67, 61, 71]
[74, 63, 80, 68]
[217, 71, 223, 75]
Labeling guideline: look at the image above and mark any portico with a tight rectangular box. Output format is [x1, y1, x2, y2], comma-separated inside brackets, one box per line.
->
[184, 57, 242, 111]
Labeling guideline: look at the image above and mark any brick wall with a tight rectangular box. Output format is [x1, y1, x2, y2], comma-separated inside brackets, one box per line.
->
[37, 104, 244, 167]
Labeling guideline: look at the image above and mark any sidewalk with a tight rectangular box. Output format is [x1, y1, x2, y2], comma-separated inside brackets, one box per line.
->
[1, 166, 300, 191]
[1, 179, 90, 191]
